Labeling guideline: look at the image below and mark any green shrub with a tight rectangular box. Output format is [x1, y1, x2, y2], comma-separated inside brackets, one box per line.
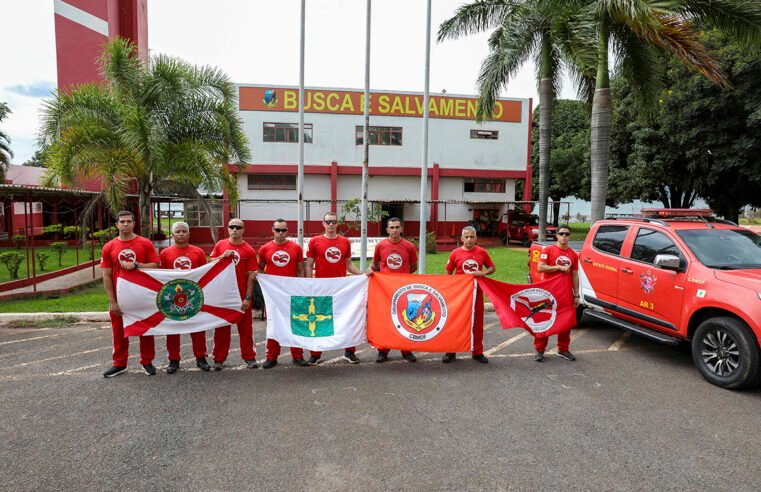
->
[91, 227, 117, 246]
[0, 251, 24, 279]
[36, 251, 51, 271]
[409, 231, 438, 255]
[50, 241, 67, 266]
[11, 235, 25, 249]
[43, 224, 64, 236]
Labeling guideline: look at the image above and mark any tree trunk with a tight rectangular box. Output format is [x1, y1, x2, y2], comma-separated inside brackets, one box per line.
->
[590, 20, 610, 224]
[139, 187, 152, 239]
[538, 77, 553, 242]
[552, 200, 561, 226]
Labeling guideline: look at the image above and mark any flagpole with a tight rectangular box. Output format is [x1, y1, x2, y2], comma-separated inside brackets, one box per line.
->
[297, 0, 306, 249]
[359, 0, 371, 271]
[418, 0, 432, 273]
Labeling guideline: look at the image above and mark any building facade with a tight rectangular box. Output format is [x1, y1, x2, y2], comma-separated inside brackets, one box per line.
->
[235, 85, 533, 238]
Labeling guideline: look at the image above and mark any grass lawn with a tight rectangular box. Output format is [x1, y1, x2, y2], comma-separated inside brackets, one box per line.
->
[1, 247, 532, 313]
[0, 246, 102, 284]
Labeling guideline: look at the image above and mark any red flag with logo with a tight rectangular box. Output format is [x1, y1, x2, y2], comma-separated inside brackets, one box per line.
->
[367, 273, 475, 353]
[478, 276, 576, 337]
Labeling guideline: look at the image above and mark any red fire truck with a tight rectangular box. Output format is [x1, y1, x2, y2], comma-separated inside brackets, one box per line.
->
[529, 209, 761, 389]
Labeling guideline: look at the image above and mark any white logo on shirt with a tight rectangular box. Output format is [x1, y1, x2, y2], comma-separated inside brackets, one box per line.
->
[118, 249, 136, 263]
[272, 250, 291, 267]
[556, 255, 572, 267]
[325, 246, 342, 264]
[386, 253, 403, 270]
[463, 259, 480, 274]
[173, 256, 192, 270]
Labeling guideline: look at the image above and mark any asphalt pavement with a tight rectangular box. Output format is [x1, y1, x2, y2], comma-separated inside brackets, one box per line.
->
[1, 314, 760, 491]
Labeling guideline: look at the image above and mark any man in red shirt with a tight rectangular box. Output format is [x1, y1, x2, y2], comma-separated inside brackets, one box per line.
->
[305, 211, 363, 365]
[257, 219, 308, 369]
[159, 221, 211, 373]
[366, 217, 418, 363]
[443, 225, 495, 364]
[209, 218, 258, 371]
[101, 211, 160, 377]
[535, 224, 580, 362]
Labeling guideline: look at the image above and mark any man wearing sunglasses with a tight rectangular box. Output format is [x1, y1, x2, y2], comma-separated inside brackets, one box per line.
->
[305, 211, 363, 365]
[209, 219, 259, 370]
[366, 217, 418, 363]
[257, 219, 309, 368]
[535, 224, 580, 362]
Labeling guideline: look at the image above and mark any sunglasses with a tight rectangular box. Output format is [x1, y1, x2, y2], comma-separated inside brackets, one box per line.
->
[273, 228, 288, 233]
[228, 225, 244, 230]
[558, 232, 571, 236]
[324, 220, 337, 225]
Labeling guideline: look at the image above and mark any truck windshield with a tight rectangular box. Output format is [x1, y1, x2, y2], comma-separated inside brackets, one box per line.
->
[677, 229, 761, 269]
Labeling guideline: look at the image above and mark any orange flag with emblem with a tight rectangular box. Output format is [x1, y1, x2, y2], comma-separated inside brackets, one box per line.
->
[367, 273, 475, 353]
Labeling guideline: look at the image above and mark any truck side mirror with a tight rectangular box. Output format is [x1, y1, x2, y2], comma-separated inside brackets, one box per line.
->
[654, 254, 681, 271]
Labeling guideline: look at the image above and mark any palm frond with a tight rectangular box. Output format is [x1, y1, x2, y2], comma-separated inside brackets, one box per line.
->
[611, 23, 664, 112]
[437, 0, 519, 42]
[680, 0, 761, 47]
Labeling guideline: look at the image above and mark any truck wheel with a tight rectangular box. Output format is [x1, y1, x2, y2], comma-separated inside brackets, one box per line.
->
[522, 235, 531, 248]
[500, 231, 507, 245]
[692, 317, 761, 389]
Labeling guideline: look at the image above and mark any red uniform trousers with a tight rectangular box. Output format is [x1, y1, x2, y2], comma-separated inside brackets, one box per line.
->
[265, 339, 304, 361]
[471, 287, 485, 356]
[534, 330, 571, 353]
[166, 331, 208, 361]
[110, 310, 154, 366]
[309, 346, 355, 359]
[212, 306, 256, 362]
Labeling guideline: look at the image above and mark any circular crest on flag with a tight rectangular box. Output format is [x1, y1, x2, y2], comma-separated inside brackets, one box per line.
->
[118, 248, 136, 264]
[272, 250, 291, 267]
[390, 283, 448, 342]
[325, 246, 342, 263]
[386, 253, 403, 270]
[157, 279, 204, 321]
[510, 287, 557, 334]
[173, 256, 193, 270]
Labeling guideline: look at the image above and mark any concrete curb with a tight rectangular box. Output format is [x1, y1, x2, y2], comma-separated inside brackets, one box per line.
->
[0, 304, 496, 323]
[0, 312, 110, 323]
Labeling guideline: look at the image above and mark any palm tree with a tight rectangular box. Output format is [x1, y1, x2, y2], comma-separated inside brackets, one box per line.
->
[586, 0, 761, 222]
[0, 102, 13, 182]
[39, 38, 250, 238]
[438, 0, 595, 241]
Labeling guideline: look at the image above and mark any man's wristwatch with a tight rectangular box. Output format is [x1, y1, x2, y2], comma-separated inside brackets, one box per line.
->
[134, 261, 139, 269]
[244, 294, 253, 301]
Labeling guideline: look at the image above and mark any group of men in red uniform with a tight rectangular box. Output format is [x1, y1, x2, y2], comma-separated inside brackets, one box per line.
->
[100, 210, 578, 377]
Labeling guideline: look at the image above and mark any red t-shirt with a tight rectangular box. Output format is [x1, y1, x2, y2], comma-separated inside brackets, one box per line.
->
[100, 235, 159, 288]
[307, 235, 351, 278]
[159, 244, 207, 270]
[211, 239, 258, 294]
[373, 238, 418, 273]
[445, 245, 494, 275]
[539, 244, 578, 284]
[258, 240, 304, 277]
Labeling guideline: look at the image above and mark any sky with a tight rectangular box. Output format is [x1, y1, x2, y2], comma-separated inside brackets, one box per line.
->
[0, 0, 578, 165]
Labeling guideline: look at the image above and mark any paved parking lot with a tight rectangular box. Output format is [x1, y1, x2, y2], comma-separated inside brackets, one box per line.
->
[1, 313, 760, 490]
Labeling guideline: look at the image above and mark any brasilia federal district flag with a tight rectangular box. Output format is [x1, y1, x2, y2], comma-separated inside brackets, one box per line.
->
[367, 273, 476, 353]
[478, 275, 576, 338]
[117, 257, 243, 337]
[257, 274, 369, 352]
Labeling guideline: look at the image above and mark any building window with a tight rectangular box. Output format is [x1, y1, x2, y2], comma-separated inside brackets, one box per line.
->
[463, 178, 506, 193]
[185, 201, 224, 227]
[263, 123, 313, 143]
[355, 126, 403, 146]
[470, 129, 499, 140]
[248, 174, 297, 191]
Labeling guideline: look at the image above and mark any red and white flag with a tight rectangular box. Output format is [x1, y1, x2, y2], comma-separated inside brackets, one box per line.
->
[478, 276, 576, 337]
[117, 257, 243, 337]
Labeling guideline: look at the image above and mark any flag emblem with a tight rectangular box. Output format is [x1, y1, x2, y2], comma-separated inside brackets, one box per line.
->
[510, 287, 557, 333]
[263, 89, 278, 108]
[173, 256, 192, 270]
[386, 253, 403, 270]
[463, 259, 480, 274]
[157, 279, 204, 321]
[118, 249, 136, 263]
[291, 296, 334, 337]
[272, 250, 291, 267]
[390, 283, 448, 342]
